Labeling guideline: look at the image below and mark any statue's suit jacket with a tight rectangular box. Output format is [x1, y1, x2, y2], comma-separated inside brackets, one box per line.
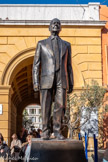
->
[33, 36, 73, 90]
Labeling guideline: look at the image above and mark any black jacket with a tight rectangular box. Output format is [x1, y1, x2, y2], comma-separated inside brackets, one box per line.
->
[33, 36, 73, 90]
[0, 143, 10, 159]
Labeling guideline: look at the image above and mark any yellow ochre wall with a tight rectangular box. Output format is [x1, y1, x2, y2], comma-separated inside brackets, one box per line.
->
[0, 25, 102, 144]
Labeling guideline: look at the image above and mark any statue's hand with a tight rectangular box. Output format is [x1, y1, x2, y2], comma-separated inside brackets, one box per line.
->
[67, 85, 73, 94]
[34, 84, 40, 92]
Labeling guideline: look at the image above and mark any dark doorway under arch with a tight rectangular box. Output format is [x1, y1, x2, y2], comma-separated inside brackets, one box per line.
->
[9, 57, 40, 135]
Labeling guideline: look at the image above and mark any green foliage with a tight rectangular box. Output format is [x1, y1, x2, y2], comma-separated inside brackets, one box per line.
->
[23, 109, 28, 116]
[64, 80, 107, 138]
[23, 109, 30, 128]
[71, 80, 106, 110]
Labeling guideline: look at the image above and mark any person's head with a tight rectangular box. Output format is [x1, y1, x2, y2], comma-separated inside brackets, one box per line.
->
[0, 133, 4, 145]
[12, 133, 17, 140]
[37, 129, 42, 136]
[49, 18, 61, 35]
[32, 132, 37, 138]
[26, 135, 32, 145]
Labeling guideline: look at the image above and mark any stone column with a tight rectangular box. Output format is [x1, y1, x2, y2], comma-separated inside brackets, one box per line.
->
[0, 85, 11, 145]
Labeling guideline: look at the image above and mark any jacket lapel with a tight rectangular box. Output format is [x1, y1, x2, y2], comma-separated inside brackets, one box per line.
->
[59, 38, 67, 58]
[46, 37, 54, 56]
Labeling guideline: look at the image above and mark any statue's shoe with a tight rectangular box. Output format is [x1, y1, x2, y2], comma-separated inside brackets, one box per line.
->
[42, 135, 50, 140]
[54, 133, 65, 140]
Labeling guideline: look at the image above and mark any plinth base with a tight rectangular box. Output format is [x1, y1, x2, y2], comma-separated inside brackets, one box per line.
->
[30, 138, 87, 162]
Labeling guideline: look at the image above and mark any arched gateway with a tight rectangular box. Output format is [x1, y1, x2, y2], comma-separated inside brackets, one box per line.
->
[0, 48, 40, 144]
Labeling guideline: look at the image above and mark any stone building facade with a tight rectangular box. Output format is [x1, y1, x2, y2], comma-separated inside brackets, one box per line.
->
[100, 5, 108, 148]
[0, 3, 106, 144]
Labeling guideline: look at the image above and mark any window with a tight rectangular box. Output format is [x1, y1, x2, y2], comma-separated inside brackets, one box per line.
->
[39, 109, 41, 114]
[30, 109, 35, 114]
[32, 117, 35, 123]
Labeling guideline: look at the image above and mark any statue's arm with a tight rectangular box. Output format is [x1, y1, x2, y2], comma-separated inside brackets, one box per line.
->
[32, 42, 41, 91]
[67, 43, 74, 93]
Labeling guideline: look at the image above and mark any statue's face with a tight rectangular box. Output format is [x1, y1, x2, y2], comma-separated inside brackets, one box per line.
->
[49, 18, 61, 33]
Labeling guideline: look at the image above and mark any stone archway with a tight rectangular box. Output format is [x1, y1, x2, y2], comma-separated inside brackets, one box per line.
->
[0, 47, 41, 142]
[1, 47, 35, 85]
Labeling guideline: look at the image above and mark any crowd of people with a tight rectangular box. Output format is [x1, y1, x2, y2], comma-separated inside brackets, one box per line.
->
[0, 128, 42, 162]
[1, 128, 108, 162]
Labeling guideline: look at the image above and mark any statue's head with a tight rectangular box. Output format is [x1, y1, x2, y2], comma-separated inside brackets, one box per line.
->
[49, 18, 61, 34]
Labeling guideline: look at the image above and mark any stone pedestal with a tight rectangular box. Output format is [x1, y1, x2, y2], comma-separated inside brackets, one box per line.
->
[30, 138, 87, 162]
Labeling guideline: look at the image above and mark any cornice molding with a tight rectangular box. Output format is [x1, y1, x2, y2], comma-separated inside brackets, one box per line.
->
[0, 20, 106, 26]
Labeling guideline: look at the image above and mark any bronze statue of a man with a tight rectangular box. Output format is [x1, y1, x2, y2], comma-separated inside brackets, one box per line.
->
[33, 18, 73, 140]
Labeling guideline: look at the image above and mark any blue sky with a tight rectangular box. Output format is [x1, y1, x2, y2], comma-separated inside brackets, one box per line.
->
[0, 0, 108, 5]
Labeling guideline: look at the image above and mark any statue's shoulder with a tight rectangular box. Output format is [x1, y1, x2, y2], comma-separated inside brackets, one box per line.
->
[38, 38, 48, 45]
[61, 39, 71, 47]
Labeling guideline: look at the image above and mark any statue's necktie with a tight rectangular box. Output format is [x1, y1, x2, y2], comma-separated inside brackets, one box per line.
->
[53, 37, 60, 71]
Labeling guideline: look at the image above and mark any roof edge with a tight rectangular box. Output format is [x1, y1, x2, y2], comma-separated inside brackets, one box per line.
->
[0, 20, 106, 26]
